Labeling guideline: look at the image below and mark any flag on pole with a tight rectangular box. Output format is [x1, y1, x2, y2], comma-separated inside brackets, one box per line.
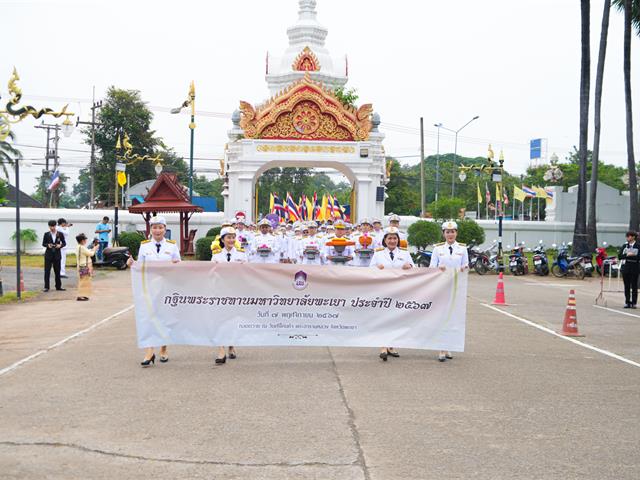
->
[513, 186, 527, 202]
[477, 183, 482, 204]
[533, 186, 548, 199]
[269, 193, 274, 213]
[47, 170, 61, 191]
[333, 195, 345, 220]
[313, 192, 321, 220]
[503, 190, 509, 206]
[485, 182, 491, 204]
[544, 187, 555, 204]
[522, 185, 537, 198]
[273, 193, 286, 221]
[305, 196, 314, 221]
[286, 192, 301, 221]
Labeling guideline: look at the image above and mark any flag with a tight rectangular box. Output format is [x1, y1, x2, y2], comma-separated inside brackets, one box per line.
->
[300, 195, 308, 221]
[47, 170, 61, 191]
[269, 193, 274, 213]
[513, 186, 527, 202]
[533, 186, 548, 199]
[477, 183, 482, 204]
[305, 196, 314, 221]
[485, 182, 491, 204]
[333, 195, 345, 219]
[321, 194, 331, 220]
[286, 192, 301, 221]
[503, 190, 509, 206]
[544, 187, 555, 199]
[522, 185, 537, 198]
[313, 192, 321, 220]
[495, 183, 502, 202]
[273, 193, 286, 221]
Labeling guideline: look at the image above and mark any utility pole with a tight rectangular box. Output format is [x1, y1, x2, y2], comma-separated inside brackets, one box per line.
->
[419, 117, 425, 217]
[34, 122, 61, 207]
[76, 88, 103, 208]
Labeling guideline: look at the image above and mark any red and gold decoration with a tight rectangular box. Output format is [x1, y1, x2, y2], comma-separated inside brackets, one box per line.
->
[239, 73, 372, 142]
[292, 46, 320, 72]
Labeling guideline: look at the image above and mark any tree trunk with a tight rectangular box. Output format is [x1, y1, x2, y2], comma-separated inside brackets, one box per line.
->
[573, 0, 591, 255]
[624, 0, 639, 231]
[588, 0, 611, 250]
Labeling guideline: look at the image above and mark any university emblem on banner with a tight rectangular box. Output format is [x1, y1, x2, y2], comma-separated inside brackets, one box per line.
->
[293, 270, 308, 290]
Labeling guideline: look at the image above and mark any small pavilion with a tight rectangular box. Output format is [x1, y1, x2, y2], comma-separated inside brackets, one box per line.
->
[128, 172, 203, 255]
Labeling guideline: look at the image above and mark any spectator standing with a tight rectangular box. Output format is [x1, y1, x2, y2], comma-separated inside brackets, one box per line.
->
[57, 218, 72, 278]
[42, 219, 66, 292]
[618, 231, 640, 309]
[75, 233, 98, 301]
[95, 216, 111, 261]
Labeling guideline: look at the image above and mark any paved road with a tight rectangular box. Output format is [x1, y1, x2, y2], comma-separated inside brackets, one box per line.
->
[0, 271, 638, 479]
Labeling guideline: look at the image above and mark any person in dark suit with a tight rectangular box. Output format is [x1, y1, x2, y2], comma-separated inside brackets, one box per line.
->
[618, 230, 639, 308]
[42, 219, 66, 292]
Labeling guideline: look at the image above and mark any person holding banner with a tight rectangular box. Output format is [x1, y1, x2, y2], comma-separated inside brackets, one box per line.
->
[370, 227, 414, 361]
[429, 221, 469, 362]
[211, 227, 247, 364]
[126, 216, 180, 367]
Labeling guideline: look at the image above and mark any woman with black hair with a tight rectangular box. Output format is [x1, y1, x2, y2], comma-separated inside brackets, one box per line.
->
[619, 230, 640, 309]
[211, 227, 247, 364]
[369, 227, 414, 361]
[75, 233, 98, 301]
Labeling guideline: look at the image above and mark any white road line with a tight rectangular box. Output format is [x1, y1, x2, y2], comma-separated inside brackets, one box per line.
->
[480, 303, 640, 369]
[0, 305, 134, 378]
[593, 304, 640, 319]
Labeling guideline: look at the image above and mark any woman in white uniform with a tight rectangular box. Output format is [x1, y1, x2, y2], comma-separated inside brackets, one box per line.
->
[429, 220, 469, 362]
[211, 227, 247, 364]
[369, 227, 414, 361]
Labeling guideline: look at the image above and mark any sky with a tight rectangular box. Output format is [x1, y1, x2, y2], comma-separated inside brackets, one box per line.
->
[2, 0, 639, 195]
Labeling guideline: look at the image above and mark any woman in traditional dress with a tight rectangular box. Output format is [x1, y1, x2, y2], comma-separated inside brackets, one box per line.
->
[211, 227, 248, 364]
[75, 233, 98, 301]
[369, 227, 414, 361]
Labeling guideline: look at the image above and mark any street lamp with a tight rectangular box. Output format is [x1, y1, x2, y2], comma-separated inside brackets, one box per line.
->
[61, 116, 75, 138]
[440, 115, 480, 197]
[459, 145, 505, 271]
[171, 81, 196, 201]
[0, 68, 74, 300]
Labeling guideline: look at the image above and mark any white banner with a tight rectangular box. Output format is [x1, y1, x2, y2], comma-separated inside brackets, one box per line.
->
[131, 263, 468, 351]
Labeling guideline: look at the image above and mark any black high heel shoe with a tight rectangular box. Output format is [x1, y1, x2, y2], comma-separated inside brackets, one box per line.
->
[159, 355, 169, 363]
[215, 355, 227, 365]
[387, 349, 400, 358]
[228, 351, 237, 360]
[141, 354, 155, 367]
[379, 351, 388, 362]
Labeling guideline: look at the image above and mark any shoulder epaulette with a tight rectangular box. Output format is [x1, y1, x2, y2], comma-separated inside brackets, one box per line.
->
[141, 239, 150, 244]
[458, 242, 466, 247]
[237, 247, 245, 253]
[399, 247, 407, 251]
[375, 247, 384, 252]
[166, 239, 176, 244]
[435, 242, 445, 246]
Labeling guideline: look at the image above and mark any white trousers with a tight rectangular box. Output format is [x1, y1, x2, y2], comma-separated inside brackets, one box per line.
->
[60, 247, 68, 276]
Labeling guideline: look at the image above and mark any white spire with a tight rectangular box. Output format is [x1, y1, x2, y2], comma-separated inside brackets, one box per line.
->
[287, 0, 327, 47]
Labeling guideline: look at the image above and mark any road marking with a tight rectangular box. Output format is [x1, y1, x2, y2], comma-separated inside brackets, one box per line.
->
[0, 305, 134, 378]
[480, 303, 640, 369]
[524, 282, 579, 288]
[593, 304, 640, 319]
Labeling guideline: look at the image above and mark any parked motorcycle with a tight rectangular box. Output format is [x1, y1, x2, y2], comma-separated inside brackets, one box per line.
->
[414, 248, 432, 268]
[580, 251, 595, 277]
[474, 241, 499, 275]
[532, 240, 550, 276]
[595, 242, 619, 277]
[508, 242, 529, 276]
[551, 243, 585, 280]
[93, 245, 131, 270]
[467, 241, 481, 270]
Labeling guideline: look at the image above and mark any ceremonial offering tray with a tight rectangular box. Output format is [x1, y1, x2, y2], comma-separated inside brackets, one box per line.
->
[303, 246, 320, 260]
[325, 238, 355, 264]
[355, 235, 374, 258]
[238, 235, 249, 249]
[257, 245, 272, 257]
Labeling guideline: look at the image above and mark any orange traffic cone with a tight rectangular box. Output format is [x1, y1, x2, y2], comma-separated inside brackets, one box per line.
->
[491, 272, 508, 306]
[559, 289, 584, 337]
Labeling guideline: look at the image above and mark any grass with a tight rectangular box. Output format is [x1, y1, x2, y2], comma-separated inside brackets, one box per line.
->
[0, 255, 77, 268]
[0, 290, 39, 304]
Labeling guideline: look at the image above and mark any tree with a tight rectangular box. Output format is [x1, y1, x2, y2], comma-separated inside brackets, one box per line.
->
[588, 0, 611, 250]
[0, 122, 22, 180]
[427, 198, 465, 220]
[334, 87, 359, 109]
[0, 178, 7, 204]
[87, 87, 188, 206]
[11, 228, 38, 253]
[573, 0, 591, 255]
[384, 158, 421, 216]
[192, 175, 224, 211]
[407, 220, 441, 248]
[32, 170, 76, 208]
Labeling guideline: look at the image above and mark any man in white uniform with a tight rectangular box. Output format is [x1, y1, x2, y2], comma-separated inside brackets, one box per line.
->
[299, 221, 324, 265]
[429, 220, 469, 362]
[251, 218, 280, 264]
[56, 218, 72, 278]
[384, 213, 407, 240]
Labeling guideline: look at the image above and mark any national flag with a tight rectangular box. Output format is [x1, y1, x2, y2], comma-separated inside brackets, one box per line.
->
[305, 196, 314, 221]
[286, 192, 301, 221]
[313, 192, 321, 220]
[485, 182, 491, 204]
[300, 195, 308, 221]
[522, 185, 537, 198]
[47, 170, 61, 191]
[544, 186, 555, 199]
[333, 195, 345, 219]
[273, 193, 286, 221]
[513, 186, 527, 202]
[477, 183, 482, 204]
[269, 193, 274, 213]
[533, 186, 548, 199]
[503, 190, 509, 206]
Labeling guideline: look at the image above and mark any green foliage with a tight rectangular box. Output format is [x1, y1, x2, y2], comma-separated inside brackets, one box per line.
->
[407, 220, 441, 248]
[0, 178, 7, 204]
[0, 119, 21, 179]
[11, 228, 38, 253]
[206, 226, 222, 238]
[456, 218, 485, 245]
[334, 87, 359, 109]
[117, 231, 145, 257]
[384, 158, 421, 216]
[613, 0, 640, 34]
[193, 175, 224, 210]
[87, 87, 188, 206]
[428, 197, 466, 220]
[196, 236, 214, 261]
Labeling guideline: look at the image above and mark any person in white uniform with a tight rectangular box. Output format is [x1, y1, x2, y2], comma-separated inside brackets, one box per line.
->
[57, 218, 72, 278]
[323, 221, 355, 266]
[369, 227, 414, 361]
[384, 213, 407, 240]
[211, 227, 247, 364]
[234, 218, 254, 252]
[299, 221, 325, 265]
[251, 218, 280, 264]
[351, 218, 380, 267]
[127, 215, 181, 367]
[429, 220, 469, 362]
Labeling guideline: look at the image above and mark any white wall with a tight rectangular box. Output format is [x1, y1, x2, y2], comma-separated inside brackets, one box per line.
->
[0, 208, 225, 254]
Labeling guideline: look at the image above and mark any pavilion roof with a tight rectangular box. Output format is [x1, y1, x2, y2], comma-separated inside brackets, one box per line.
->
[128, 172, 203, 214]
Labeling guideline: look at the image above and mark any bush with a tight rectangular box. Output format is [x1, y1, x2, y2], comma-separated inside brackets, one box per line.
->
[428, 197, 466, 221]
[206, 226, 222, 238]
[456, 218, 485, 245]
[196, 236, 215, 261]
[407, 220, 441, 249]
[118, 231, 145, 257]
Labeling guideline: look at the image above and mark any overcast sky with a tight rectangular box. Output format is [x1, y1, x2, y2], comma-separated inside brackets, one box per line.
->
[2, 0, 639, 194]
